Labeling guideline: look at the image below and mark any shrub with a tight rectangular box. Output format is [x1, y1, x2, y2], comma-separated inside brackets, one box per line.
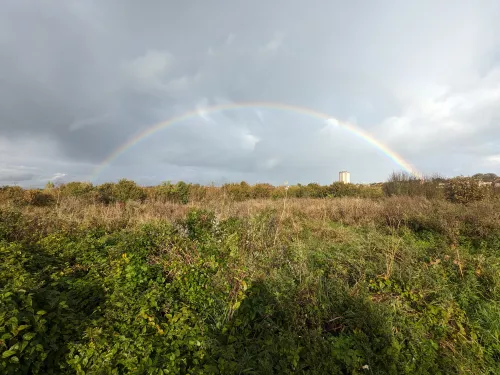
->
[0, 186, 25, 205]
[383, 172, 444, 199]
[96, 179, 147, 204]
[150, 181, 191, 204]
[23, 190, 55, 206]
[252, 183, 273, 199]
[114, 179, 146, 203]
[96, 182, 116, 204]
[59, 182, 94, 198]
[223, 182, 252, 201]
[445, 177, 486, 204]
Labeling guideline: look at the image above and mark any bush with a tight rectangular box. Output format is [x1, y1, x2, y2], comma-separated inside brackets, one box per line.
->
[149, 181, 191, 204]
[0, 186, 25, 205]
[96, 182, 116, 204]
[59, 182, 94, 198]
[96, 180, 147, 204]
[445, 177, 486, 204]
[383, 172, 445, 199]
[23, 190, 55, 206]
[114, 179, 147, 203]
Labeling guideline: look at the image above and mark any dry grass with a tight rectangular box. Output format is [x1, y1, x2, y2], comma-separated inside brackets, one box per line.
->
[5, 195, 499, 240]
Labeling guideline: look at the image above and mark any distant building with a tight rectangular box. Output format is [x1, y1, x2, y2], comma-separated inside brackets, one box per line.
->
[339, 171, 350, 184]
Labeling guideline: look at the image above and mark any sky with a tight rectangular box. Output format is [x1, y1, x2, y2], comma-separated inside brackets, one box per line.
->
[1, 0, 500, 187]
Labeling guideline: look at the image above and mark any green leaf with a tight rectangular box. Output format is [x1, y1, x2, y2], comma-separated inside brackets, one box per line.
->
[36, 310, 47, 316]
[20, 341, 29, 353]
[16, 324, 29, 332]
[23, 332, 36, 341]
[2, 349, 16, 358]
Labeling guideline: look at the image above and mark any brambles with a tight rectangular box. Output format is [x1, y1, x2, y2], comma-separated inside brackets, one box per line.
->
[0, 179, 499, 374]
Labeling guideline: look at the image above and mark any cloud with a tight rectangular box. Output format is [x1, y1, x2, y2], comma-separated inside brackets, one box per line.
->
[485, 155, 500, 165]
[0, 0, 499, 185]
[262, 32, 286, 52]
[240, 130, 260, 151]
[123, 50, 175, 92]
[0, 171, 35, 182]
[378, 67, 500, 159]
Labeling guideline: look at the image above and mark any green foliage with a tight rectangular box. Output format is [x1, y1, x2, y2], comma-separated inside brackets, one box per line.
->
[113, 179, 147, 203]
[445, 177, 486, 204]
[1, 189, 499, 373]
[94, 180, 147, 204]
[59, 182, 94, 198]
[150, 181, 191, 204]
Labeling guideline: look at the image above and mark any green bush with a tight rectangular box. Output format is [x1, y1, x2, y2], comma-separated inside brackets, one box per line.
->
[113, 179, 147, 203]
[59, 182, 94, 198]
[95, 180, 146, 204]
[151, 181, 190, 204]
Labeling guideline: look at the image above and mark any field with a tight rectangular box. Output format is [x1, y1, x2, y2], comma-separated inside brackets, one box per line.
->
[1, 180, 499, 374]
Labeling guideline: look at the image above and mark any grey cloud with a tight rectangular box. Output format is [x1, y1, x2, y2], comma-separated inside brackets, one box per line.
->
[0, 172, 34, 183]
[1, 0, 500, 184]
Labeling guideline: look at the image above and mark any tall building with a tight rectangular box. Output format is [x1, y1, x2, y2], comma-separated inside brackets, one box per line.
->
[339, 171, 350, 184]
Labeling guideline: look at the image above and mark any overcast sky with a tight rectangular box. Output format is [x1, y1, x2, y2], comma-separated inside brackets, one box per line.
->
[1, 0, 499, 187]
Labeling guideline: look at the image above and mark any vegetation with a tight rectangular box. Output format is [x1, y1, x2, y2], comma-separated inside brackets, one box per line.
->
[1, 173, 499, 374]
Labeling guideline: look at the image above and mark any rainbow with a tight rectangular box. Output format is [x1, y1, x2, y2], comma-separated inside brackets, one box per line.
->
[91, 101, 421, 181]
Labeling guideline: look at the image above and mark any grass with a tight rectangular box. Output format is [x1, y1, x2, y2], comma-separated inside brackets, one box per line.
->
[1, 191, 499, 374]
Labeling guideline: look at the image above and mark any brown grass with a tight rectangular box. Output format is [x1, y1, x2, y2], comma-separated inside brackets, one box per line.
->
[4, 196, 499, 241]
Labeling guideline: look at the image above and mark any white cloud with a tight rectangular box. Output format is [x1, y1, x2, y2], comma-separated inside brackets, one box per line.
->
[195, 97, 213, 122]
[378, 67, 500, 155]
[320, 118, 341, 137]
[240, 130, 260, 151]
[123, 50, 174, 91]
[262, 32, 286, 52]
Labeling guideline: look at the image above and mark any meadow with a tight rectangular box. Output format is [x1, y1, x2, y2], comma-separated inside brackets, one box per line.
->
[1, 177, 499, 374]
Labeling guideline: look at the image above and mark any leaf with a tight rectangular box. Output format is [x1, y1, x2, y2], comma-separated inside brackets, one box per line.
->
[36, 310, 47, 316]
[10, 356, 19, 364]
[20, 341, 29, 353]
[16, 324, 30, 333]
[2, 349, 16, 358]
[23, 332, 36, 341]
